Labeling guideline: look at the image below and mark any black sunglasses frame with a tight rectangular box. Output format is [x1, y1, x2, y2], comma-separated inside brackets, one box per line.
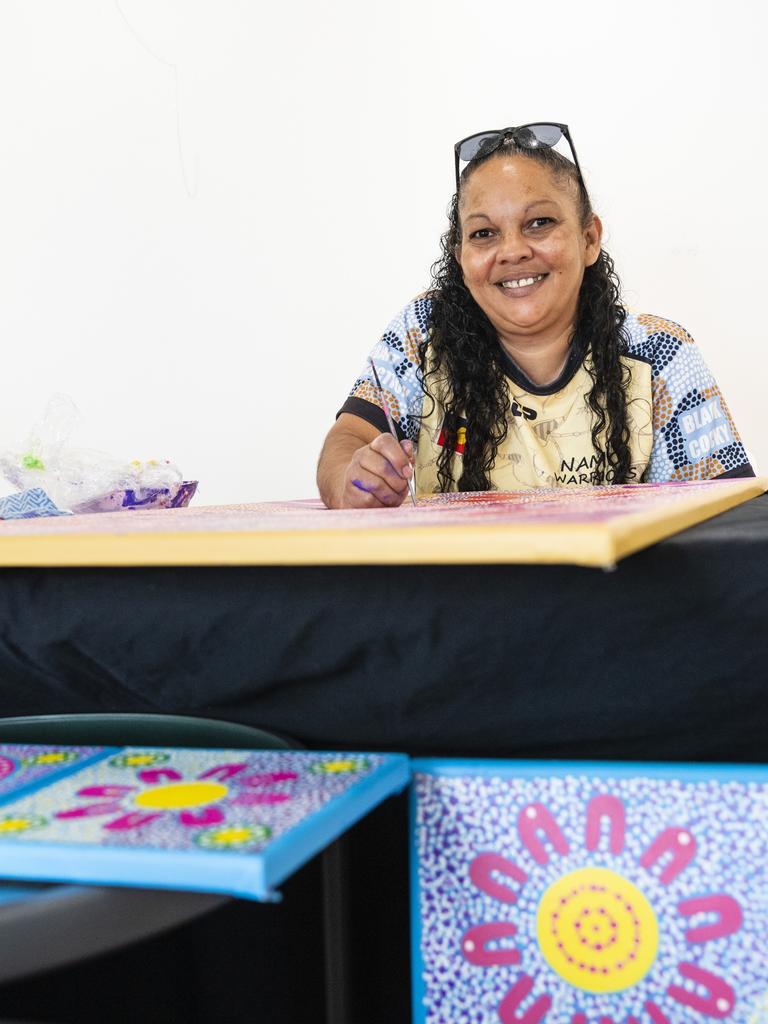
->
[453, 122, 585, 194]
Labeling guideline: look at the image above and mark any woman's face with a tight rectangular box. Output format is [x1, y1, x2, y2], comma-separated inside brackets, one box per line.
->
[456, 155, 602, 350]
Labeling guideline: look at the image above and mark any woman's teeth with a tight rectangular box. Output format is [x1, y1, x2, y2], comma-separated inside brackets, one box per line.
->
[500, 274, 545, 290]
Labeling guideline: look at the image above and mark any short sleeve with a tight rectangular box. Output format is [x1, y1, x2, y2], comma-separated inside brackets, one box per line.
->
[336, 296, 431, 443]
[628, 314, 754, 482]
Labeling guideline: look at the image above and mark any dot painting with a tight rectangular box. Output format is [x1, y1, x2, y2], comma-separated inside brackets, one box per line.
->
[0, 749, 386, 855]
[0, 745, 409, 904]
[412, 765, 768, 1023]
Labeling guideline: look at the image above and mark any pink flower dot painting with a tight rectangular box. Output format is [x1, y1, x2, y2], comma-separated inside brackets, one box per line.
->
[0, 748, 386, 856]
[411, 761, 768, 1024]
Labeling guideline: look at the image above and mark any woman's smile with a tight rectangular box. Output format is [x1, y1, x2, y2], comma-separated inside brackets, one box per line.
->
[496, 272, 549, 297]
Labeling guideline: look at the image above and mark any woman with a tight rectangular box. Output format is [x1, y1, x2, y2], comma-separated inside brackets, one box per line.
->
[317, 123, 753, 508]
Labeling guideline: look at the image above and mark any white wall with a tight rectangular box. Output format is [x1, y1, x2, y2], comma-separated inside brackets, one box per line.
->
[0, 0, 765, 504]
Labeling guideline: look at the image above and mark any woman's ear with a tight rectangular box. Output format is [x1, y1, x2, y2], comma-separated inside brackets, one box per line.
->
[584, 214, 603, 267]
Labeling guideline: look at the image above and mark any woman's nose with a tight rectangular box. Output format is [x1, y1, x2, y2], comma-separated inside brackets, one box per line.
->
[496, 228, 533, 264]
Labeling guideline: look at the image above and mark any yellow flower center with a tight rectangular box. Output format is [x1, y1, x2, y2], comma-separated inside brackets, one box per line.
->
[320, 760, 357, 773]
[536, 867, 658, 993]
[206, 827, 253, 845]
[134, 781, 228, 810]
[122, 754, 162, 766]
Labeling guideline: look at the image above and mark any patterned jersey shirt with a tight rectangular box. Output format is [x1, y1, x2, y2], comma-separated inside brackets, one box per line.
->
[337, 296, 752, 492]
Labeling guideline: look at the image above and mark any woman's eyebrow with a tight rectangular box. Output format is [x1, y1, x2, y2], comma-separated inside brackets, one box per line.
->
[464, 199, 562, 222]
[524, 199, 561, 212]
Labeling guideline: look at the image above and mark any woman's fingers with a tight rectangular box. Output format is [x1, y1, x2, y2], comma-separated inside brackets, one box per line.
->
[342, 435, 415, 508]
[348, 477, 398, 507]
[369, 433, 414, 479]
[346, 460, 405, 506]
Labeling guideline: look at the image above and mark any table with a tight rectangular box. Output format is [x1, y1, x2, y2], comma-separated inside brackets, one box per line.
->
[0, 493, 765, 1020]
[0, 493, 764, 762]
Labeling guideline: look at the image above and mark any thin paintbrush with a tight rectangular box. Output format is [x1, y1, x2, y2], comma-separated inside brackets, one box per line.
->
[369, 358, 418, 507]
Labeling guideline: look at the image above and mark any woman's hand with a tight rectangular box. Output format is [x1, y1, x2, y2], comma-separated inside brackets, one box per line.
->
[341, 434, 414, 508]
[317, 413, 415, 509]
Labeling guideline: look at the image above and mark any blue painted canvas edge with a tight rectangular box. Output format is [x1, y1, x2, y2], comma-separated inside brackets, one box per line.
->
[0, 840, 269, 899]
[410, 757, 768, 782]
[0, 747, 118, 811]
[409, 778, 428, 1024]
[261, 754, 410, 892]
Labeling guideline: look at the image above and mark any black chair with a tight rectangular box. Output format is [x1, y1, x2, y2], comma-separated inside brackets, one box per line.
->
[0, 714, 351, 1024]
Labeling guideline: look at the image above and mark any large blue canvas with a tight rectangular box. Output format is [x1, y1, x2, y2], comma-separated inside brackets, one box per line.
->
[410, 759, 768, 1024]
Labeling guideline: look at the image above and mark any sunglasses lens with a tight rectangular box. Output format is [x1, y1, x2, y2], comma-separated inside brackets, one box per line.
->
[521, 124, 563, 148]
[458, 132, 500, 163]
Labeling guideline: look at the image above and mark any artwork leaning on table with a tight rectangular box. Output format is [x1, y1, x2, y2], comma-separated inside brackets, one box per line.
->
[410, 760, 768, 1024]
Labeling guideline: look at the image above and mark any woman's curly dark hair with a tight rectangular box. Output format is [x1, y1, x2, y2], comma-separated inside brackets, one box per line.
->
[421, 141, 632, 492]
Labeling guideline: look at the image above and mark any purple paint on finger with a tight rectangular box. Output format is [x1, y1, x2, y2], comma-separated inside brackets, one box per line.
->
[352, 479, 374, 494]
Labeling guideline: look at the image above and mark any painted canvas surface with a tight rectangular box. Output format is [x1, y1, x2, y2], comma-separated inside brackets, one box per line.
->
[411, 760, 768, 1024]
[0, 745, 104, 802]
[0, 746, 408, 899]
[0, 748, 386, 852]
[0, 479, 758, 535]
[0, 478, 763, 567]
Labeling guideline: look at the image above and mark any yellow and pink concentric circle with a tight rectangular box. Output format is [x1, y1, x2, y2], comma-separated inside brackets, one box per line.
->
[536, 867, 658, 993]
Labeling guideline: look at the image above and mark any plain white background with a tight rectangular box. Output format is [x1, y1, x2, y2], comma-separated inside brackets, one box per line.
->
[0, 0, 765, 504]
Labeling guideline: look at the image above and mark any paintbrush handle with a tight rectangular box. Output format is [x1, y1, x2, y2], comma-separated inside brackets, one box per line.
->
[369, 358, 417, 507]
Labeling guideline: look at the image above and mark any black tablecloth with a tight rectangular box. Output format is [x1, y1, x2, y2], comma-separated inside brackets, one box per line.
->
[1, 494, 766, 763]
[0, 495, 765, 1022]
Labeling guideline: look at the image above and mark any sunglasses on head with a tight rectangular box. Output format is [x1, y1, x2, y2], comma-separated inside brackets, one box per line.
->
[453, 122, 585, 194]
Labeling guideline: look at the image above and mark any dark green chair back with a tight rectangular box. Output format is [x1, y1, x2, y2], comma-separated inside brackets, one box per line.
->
[0, 712, 299, 989]
[0, 713, 295, 750]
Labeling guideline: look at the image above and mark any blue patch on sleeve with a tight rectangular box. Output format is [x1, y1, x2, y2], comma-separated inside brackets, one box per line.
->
[677, 397, 734, 463]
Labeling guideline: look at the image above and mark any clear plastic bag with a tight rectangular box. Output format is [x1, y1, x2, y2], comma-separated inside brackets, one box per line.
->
[0, 395, 186, 513]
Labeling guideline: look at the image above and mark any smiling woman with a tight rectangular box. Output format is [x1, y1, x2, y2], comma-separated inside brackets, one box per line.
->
[316, 123, 754, 508]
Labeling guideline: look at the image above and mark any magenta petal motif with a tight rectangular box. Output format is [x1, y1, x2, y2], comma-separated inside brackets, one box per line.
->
[198, 763, 248, 782]
[498, 975, 552, 1023]
[137, 768, 182, 785]
[56, 800, 124, 819]
[104, 811, 163, 831]
[462, 922, 520, 967]
[469, 852, 527, 904]
[76, 785, 135, 798]
[179, 805, 225, 827]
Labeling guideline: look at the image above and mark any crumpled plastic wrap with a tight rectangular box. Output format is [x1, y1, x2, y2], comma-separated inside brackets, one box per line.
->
[0, 396, 191, 513]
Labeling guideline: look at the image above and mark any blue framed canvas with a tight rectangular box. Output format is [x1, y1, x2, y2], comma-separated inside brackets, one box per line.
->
[0, 745, 409, 900]
[410, 759, 768, 1024]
